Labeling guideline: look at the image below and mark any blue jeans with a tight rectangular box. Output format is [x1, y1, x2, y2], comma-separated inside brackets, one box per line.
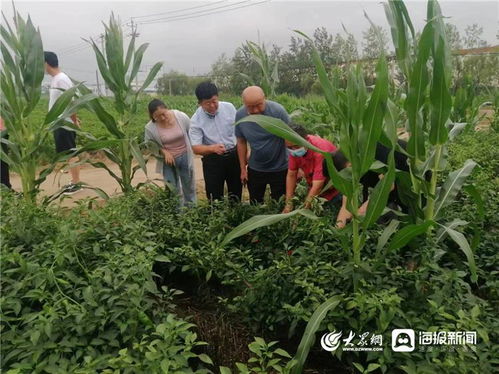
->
[162, 152, 196, 206]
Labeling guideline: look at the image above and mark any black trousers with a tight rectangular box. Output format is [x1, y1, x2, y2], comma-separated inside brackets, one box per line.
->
[1, 132, 11, 189]
[202, 149, 242, 201]
[247, 167, 287, 203]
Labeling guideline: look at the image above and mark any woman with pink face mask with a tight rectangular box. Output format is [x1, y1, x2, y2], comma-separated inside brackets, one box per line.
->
[282, 123, 339, 213]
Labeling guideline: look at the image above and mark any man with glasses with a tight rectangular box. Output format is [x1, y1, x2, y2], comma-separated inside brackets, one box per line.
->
[189, 82, 242, 201]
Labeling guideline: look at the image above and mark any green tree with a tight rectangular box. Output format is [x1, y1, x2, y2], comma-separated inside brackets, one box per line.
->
[445, 23, 462, 50]
[362, 25, 389, 59]
[463, 23, 487, 48]
[209, 54, 237, 94]
[230, 44, 261, 94]
[277, 36, 315, 96]
[343, 32, 360, 62]
[157, 70, 196, 96]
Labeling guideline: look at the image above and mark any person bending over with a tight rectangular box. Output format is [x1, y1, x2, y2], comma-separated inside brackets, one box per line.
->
[324, 140, 409, 228]
[283, 123, 339, 213]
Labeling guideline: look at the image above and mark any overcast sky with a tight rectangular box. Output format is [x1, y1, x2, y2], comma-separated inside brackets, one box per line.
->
[2, 0, 498, 87]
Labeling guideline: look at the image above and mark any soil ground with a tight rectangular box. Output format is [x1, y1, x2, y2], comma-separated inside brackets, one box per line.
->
[7, 155, 209, 207]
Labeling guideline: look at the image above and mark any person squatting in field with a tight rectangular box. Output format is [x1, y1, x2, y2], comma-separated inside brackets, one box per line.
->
[282, 123, 340, 213]
[235, 86, 291, 203]
[189, 82, 242, 202]
[324, 140, 411, 228]
[144, 99, 196, 206]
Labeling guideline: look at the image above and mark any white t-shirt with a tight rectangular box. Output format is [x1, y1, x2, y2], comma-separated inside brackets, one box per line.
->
[49, 72, 74, 122]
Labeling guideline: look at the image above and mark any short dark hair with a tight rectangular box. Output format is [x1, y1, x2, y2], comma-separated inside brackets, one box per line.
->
[289, 122, 309, 138]
[148, 99, 167, 121]
[322, 150, 349, 178]
[44, 51, 58, 68]
[195, 81, 218, 102]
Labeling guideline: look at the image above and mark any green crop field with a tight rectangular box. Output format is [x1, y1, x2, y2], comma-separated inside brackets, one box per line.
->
[1, 1, 498, 373]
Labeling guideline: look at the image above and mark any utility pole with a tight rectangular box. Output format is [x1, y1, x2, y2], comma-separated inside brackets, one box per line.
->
[95, 70, 101, 96]
[168, 79, 172, 96]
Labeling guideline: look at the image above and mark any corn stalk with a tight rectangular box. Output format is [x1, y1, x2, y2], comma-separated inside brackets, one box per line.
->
[244, 41, 279, 97]
[384, 0, 478, 281]
[79, 14, 163, 194]
[0, 10, 95, 203]
[224, 50, 392, 269]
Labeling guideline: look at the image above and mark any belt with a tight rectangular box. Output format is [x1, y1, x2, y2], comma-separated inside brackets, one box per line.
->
[204, 147, 236, 160]
[222, 147, 236, 155]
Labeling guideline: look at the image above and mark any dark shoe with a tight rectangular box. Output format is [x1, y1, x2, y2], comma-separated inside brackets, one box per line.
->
[62, 183, 82, 195]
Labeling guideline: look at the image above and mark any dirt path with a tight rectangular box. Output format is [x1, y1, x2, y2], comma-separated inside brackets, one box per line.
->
[8, 156, 207, 207]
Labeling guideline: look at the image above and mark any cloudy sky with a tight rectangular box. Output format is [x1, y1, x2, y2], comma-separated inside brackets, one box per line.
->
[2, 0, 498, 87]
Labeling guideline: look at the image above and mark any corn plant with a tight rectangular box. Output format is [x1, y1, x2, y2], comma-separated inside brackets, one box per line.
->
[224, 42, 392, 269]
[0, 10, 95, 203]
[383, 0, 478, 281]
[78, 14, 162, 194]
[243, 41, 279, 97]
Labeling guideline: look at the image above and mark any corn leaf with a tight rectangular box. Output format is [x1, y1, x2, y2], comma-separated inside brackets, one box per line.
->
[376, 219, 400, 251]
[384, 0, 411, 77]
[21, 16, 44, 114]
[104, 14, 125, 90]
[437, 222, 478, 282]
[436, 219, 468, 242]
[429, 35, 451, 145]
[434, 159, 477, 218]
[43, 86, 79, 124]
[56, 93, 97, 125]
[359, 55, 388, 175]
[128, 43, 149, 87]
[129, 138, 147, 175]
[362, 151, 396, 228]
[291, 296, 342, 374]
[138, 62, 163, 93]
[388, 220, 433, 251]
[236, 114, 352, 195]
[88, 99, 123, 138]
[405, 22, 432, 161]
[427, 0, 451, 86]
[89, 39, 119, 93]
[221, 209, 318, 246]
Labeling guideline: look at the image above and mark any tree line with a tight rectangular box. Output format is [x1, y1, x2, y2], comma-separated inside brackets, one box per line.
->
[156, 22, 494, 97]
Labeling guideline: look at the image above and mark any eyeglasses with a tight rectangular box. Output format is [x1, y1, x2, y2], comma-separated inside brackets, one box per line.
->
[153, 109, 169, 122]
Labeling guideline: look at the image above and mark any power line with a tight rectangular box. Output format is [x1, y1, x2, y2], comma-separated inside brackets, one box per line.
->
[137, 1, 269, 25]
[60, 1, 231, 54]
[59, 20, 129, 56]
[137, 0, 250, 24]
[131, 1, 228, 20]
[59, 1, 270, 57]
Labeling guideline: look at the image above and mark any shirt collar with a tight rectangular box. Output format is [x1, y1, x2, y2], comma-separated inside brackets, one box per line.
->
[204, 109, 218, 118]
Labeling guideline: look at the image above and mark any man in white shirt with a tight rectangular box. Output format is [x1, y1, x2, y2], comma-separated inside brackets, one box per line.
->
[44, 51, 81, 194]
[189, 82, 241, 201]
